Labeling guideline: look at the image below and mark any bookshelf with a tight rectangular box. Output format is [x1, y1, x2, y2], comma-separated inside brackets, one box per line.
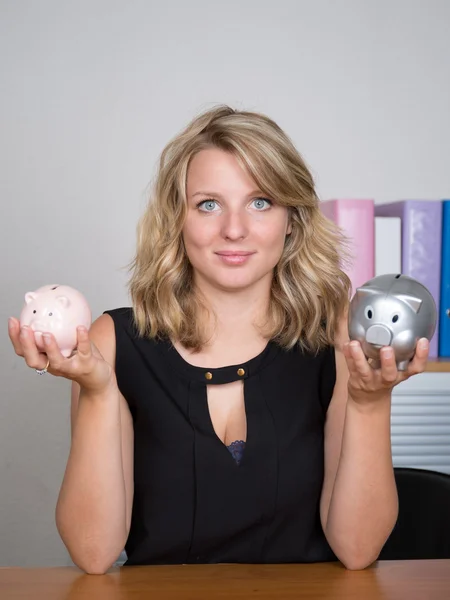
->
[425, 358, 450, 373]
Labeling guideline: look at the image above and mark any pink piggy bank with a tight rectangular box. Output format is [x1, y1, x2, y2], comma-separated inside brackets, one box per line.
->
[19, 284, 92, 357]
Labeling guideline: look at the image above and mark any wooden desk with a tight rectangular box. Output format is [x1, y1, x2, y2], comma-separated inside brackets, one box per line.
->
[1, 561, 450, 600]
[425, 358, 450, 372]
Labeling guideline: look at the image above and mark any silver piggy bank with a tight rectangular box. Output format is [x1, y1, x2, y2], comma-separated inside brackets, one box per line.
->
[348, 274, 437, 370]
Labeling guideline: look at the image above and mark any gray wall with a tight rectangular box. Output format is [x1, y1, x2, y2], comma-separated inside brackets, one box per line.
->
[1, 0, 450, 567]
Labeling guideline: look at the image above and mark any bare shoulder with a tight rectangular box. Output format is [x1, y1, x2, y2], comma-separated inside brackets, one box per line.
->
[334, 305, 350, 352]
[87, 313, 117, 367]
[328, 308, 350, 410]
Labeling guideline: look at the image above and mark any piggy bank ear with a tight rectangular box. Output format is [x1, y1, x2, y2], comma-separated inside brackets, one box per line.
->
[24, 292, 37, 304]
[56, 296, 70, 309]
[354, 287, 380, 301]
[397, 293, 422, 313]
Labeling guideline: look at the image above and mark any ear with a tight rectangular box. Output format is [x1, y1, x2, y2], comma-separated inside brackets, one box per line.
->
[56, 296, 70, 308]
[24, 292, 37, 304]
[353, 287, 380, 301]
[396, 293, 422, 313]
[286, 216, 292, 236]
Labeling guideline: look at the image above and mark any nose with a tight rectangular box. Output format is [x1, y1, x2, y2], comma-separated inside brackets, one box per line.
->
[220, 209, 249, 241]
[365, 324, 392, 347]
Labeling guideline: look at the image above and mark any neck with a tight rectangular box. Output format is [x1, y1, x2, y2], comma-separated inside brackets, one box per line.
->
[195, 275, 272, 347]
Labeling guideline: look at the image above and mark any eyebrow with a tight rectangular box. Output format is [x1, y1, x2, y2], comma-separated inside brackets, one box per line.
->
[191, 189, 266, 199]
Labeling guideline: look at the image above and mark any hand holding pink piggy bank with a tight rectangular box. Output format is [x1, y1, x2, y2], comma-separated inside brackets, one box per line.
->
[19, 284, 92, 357]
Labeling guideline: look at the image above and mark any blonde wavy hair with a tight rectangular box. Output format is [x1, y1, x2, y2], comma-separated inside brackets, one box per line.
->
[127, 105, 352, 353]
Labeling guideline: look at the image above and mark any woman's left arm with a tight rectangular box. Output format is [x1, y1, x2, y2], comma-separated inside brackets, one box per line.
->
[319, 315, 430, 570]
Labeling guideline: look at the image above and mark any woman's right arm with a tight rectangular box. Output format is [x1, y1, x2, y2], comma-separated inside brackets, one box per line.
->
[55, 314, 134, 575]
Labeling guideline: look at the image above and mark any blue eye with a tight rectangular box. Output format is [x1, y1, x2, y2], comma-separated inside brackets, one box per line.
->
[252, 198, 272, 210]
[198, 200, 218, 212]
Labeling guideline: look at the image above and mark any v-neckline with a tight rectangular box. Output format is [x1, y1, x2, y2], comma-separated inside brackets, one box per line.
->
[158, 337, 281, 469]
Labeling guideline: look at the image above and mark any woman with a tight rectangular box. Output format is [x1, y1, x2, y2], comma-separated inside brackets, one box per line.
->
[8, 105, 430, 574]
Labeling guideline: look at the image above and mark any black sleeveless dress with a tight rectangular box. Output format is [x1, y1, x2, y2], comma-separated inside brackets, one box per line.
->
[104, 307, 338, 565]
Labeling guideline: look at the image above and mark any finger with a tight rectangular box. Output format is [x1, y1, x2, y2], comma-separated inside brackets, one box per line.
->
[8, 317, 24, 356]
[379, 346, 398, 385]
[41, 333, 66, 371]
[406, 338, 430, 376]
[75, 327, 93, 358]
[19, 326, 47, 369]
[349, 341, 373, 381]
[343, 342, 359, 377]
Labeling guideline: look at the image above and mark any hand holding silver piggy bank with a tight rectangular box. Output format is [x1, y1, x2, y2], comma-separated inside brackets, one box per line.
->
[348, 274, 437, 370]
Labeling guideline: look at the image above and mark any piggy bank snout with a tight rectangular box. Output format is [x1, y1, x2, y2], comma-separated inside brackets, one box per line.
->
[29, 314, 61, 331]
[30, 320, 52, 331]
[365, 324, 392, 347]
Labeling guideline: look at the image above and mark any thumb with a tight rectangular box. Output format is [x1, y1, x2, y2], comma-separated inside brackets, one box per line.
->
[76, 327, 93, 358]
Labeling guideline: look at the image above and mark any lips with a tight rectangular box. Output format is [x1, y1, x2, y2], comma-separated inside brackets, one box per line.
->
[215, 251, 255, 256]
[215, 251, 255, 266]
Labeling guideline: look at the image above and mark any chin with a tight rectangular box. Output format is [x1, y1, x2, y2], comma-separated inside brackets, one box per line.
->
[208, 270, 268, 292]
[214, 278, 256, 291]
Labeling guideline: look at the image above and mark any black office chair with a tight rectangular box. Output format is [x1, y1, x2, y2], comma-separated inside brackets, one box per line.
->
[379, 467, 450, 560]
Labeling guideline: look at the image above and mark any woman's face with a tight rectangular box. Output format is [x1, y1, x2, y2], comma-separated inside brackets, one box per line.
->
[182, 147, 291, 293]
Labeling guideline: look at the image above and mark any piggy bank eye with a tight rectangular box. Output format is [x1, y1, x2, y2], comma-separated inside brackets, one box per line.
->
[364, 306, 374, 319]
[49, 312, 53, 316]
[392, 314, 399, 323]
[33, 310, 36, 314]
